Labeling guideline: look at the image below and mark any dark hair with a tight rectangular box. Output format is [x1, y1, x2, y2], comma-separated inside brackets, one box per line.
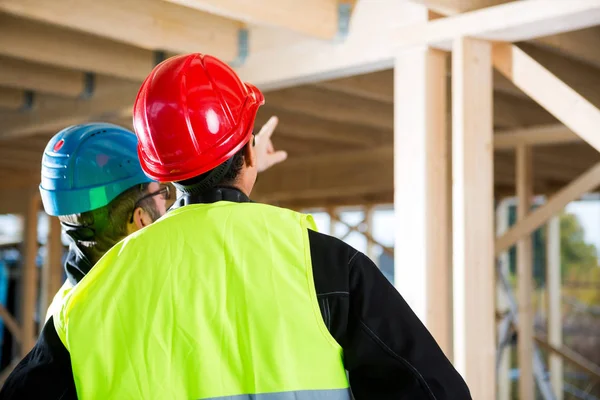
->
[58, 183, 159, 265]
[174, 143, 247, 193]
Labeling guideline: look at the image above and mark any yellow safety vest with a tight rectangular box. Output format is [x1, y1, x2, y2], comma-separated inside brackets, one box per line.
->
[54, 202, 350, 399]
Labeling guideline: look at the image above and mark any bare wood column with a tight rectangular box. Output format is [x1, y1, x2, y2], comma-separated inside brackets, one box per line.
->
[394, 45, 452, 356]
[21, 189, 40, 356]
[496, 199, 511, 400]
[364, 206, 377, 262]
[40, 216, 63, 317]
[452, 37, 495, 397]
[547, 216, 563, 400]
[516, 144, 534, 400]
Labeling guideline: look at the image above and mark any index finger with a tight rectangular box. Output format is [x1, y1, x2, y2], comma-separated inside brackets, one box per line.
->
[256, 116, 279, 139]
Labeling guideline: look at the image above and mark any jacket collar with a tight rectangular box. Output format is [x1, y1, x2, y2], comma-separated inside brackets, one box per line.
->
[168, 186, 251, 210]
[64, 242, 93, 285]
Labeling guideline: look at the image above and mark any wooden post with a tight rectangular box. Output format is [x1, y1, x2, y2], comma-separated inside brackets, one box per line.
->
[364, 206, 377, 262]
[452, 36, 495, 398]
[40, 216, 63, 319]
[496, 199, 511, 400]
[516, 144, 534, 400]
[394, 45, 452, 356]
[21, 190, 40, 356]
[547, 216, 563, 400]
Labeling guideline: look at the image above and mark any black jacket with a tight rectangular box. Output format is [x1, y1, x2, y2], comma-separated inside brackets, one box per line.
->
[0, 188, 471, 399]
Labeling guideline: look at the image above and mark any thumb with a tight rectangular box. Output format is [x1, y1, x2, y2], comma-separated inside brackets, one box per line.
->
[268, 150, 288, 166]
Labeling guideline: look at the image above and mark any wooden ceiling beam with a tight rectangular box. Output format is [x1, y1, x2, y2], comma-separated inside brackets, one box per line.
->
[256, 106, 391, 147]
[0, 14, 153, 81]
[0, 56, 86, 98]
[254, 146, 393, 203]
[314, 69, 394, 103]
[0, 0, 239, 59]
[265, 86, 393, 131]
[0, 77, 139, 140]
[494, 125, 580, 149]
[410, 0, 511, 14]
[532, 26, 600, 71]
[163, 0, 340, 40]
[0, 87, 29, 111]
[393, 0, 600, 51]
[494, 92, 558, 128]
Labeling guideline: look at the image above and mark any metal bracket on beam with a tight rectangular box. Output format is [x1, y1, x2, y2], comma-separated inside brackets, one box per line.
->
[229, 28, 249, 68]
[154, 50, 167, 66]
[20, 91, 35, 112]
[80, 73, 96, 100]
[335, 2, 353, 42]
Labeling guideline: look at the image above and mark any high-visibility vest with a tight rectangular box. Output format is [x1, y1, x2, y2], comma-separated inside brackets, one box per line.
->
[54, 202, 350, 399]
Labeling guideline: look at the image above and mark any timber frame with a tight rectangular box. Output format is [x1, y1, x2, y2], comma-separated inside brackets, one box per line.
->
[1, 0, 600, 397]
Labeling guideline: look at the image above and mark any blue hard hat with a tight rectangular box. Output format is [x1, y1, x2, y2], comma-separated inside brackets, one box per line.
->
[40, 122, 154, 217]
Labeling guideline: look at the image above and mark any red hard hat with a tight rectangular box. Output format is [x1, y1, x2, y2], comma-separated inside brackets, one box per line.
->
[132, 53, 265, 182]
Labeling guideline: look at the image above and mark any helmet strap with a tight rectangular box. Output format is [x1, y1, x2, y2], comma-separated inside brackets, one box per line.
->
[173, 157, 234, 195]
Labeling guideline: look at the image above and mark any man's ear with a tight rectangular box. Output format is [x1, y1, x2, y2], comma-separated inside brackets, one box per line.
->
[244, 140, 256, 168]
[130, 207, 152, 231]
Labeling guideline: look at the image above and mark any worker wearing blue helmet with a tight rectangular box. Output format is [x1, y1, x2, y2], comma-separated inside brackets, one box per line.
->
[40, 118, 286, 320]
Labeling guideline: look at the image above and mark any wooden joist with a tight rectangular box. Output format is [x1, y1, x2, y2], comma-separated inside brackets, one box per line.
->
[0, 57, 86, 98]
[493, 43, 600, 153]
[0, 14, 153, 81]
[0, 0, 239, 59]
[0, 87, 28, 111]
[164, 0, 340, 40]
[394, 0, 600, 51]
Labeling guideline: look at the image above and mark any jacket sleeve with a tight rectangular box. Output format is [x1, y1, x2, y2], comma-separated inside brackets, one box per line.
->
[344, 251, 472, 400]
[0, 317, 77, 400]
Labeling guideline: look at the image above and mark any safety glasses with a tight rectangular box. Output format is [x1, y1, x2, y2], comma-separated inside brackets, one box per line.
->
[129, 185, 171, 223]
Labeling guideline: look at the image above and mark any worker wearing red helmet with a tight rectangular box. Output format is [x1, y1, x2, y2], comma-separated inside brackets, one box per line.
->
[0, 54, 471, 399]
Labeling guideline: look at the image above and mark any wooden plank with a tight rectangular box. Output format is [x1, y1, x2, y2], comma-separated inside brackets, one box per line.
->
[496, 200, 511, 400]
[254, 146, 393, 203]
[315, 69, 394, 103]
[534, 335, 600, 383]
[494, 92, 558, 129]
[0, 0, 239, 59]
[394, 46, 452, 356]
[255, 106, 391, 147]
[0, 14, 153, 81]
[164, 0, 339, 40]
[519, 43, 600, 108]
[40, 217, 64, 318]
[364, 206, 377, 261]
[394, 0, 600, 51]
[452, 37, 495, 397]
[0, 77, 139, 140]
[0, 56, 85, 97]
[533, 26, 600, 71]
[0, 305, 22, 343]
[547, 216, 563, 400]
[265, 86, 392, 131]
[236, 0, 428, 91]
[496, 161, 600, 255]
[493, 43, 600, 153]
[516, 145, 534, 400]
[494, 124, 579, 149]
[21, 190, 40, 356]
[410, 0, 510, 14]
[0, 87, 25, 110]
